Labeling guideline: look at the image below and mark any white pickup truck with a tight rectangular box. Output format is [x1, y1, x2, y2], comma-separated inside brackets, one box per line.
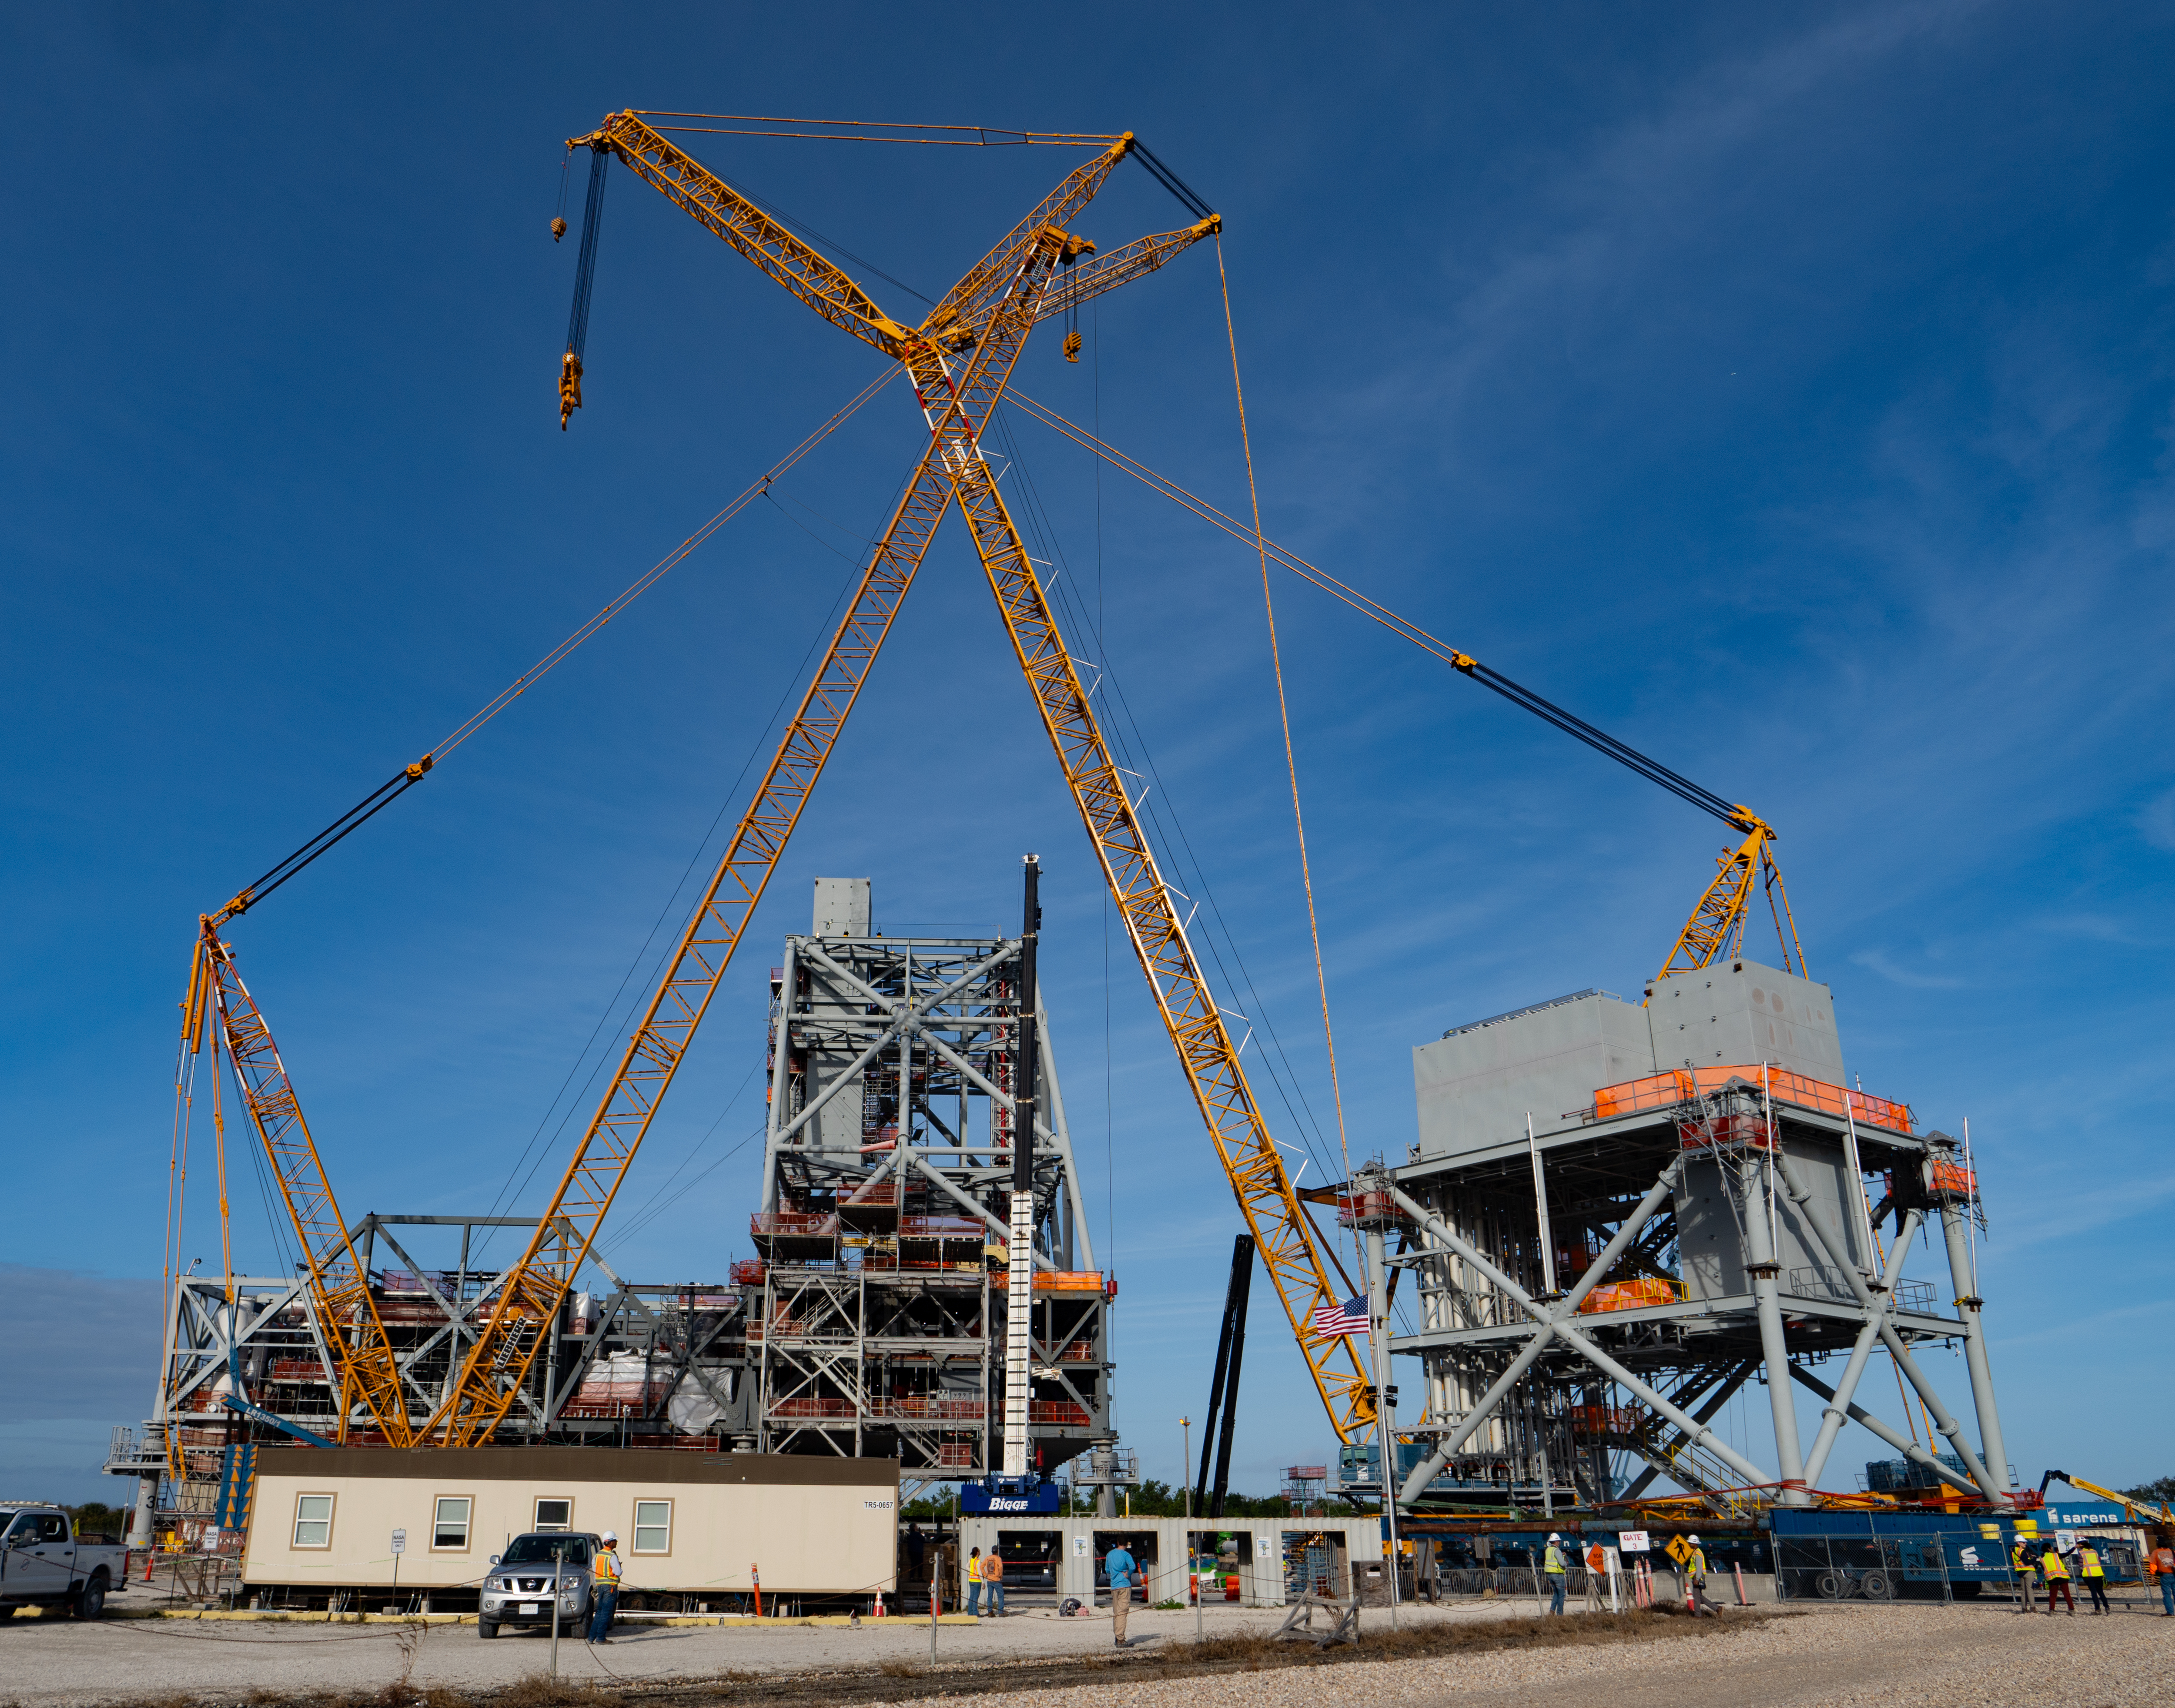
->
[0, 1504, 127, 1620]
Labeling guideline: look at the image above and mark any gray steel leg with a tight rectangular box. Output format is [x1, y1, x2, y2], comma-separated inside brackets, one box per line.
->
[1771, 1150, 2008, 1503]
[1738, 1154, 1810, 1504]
[1788, 1365, 1981, 1498]
[1938, 1192, 2012, 1493]
[1797, 1209, 1923, 1487]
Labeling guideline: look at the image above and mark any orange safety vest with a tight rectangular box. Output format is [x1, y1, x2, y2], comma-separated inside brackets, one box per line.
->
[593, 1547, 622, 1585]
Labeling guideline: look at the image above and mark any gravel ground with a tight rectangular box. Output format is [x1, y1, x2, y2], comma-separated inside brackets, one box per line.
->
[0, 1596, 2168, 1706]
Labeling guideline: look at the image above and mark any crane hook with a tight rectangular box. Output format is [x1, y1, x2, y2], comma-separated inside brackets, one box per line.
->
[1063, 329, 1083, 363]
[552, 216, 568, 242]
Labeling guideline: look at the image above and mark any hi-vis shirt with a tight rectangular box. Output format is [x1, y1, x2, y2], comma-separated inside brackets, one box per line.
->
[594, 1548, 622, 1585]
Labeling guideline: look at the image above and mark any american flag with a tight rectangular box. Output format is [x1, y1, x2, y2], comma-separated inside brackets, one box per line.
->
[1309, 1294, 1369, 1336]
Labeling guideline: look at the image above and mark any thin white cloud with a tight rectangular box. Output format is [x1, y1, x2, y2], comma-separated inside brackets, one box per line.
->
[1848, 948, 1968, 989]
[2139, 786, 2175, 852]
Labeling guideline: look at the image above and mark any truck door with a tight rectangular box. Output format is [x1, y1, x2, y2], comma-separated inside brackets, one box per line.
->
[3, 1513, 73, 1600]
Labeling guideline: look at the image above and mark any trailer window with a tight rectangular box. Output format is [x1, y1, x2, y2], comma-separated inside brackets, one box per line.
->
[632, 1500, 671, 1554]
[292, 1494, 335, 1549]
[533, 1498, 573, 1531]
[432, 1497, 472, 1550]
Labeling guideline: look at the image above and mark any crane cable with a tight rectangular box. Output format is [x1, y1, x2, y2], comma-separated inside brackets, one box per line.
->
[201, 365, 900, 930]
[1212, 234, 1358, 1236]
[1003, 388, 1753, 835]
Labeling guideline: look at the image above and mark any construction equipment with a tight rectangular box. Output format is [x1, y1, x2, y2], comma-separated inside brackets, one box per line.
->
[180, 921, 415, 1446]
[2038, 1470, 2175, 1536]
[425, 113, 1375, 1446]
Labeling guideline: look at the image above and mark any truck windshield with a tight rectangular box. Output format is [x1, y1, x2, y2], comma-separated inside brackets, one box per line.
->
[502, 1535, 590, 1566]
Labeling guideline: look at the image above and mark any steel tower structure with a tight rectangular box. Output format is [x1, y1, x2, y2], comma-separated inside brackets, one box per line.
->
[1362, 961, 2012, 1518]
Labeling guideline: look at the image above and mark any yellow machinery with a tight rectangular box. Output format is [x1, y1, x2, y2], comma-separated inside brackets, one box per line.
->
[171, 114, 1815, 1454]
[426, 114, 1378, 1445]
[180, 918, 415, 1446]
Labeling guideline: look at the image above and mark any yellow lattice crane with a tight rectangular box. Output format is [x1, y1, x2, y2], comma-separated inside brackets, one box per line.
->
[428, 114, 1378, 1446]
[180, 918, 415, 1446]
[1650, 807, 1805, 990]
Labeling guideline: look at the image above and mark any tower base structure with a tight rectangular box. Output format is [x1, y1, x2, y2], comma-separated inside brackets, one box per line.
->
[1380, 964, 2011, 1516]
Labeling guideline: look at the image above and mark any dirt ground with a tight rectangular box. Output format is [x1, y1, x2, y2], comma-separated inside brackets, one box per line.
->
[0, 1594, 2168, 1707]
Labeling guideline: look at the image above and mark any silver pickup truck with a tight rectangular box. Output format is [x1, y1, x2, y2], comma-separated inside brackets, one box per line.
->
[478, 1532, 600, 1638]
[0, 1504, 127, 1619]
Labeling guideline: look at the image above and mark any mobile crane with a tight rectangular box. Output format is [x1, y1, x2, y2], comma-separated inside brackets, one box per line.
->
[425, 114, 1382, 1445]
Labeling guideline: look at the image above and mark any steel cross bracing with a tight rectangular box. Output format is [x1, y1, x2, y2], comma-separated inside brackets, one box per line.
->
[438, 116, 1373, 1443]
[753, 918, 1108, 1477]
[1382, 1091, 2016, 1511]
[188, 928, 414, 1446]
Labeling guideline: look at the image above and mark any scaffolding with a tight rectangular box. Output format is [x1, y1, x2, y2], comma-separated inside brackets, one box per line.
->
[116, 878, 1114, 1529]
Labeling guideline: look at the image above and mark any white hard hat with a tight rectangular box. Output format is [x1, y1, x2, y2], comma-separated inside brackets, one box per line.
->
[1687, 1534, 1700, 1544]
[1548, 1532, 1561, 1542]
[601, 1531, 618, 1544]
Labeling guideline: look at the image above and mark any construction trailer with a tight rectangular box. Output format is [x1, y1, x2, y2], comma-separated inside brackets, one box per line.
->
[951, 1514, 1385, 1609]
[115, 878, 1117, 1536]
[1369, 961, 2012, 1517]
[239, 1445, 896, 1604]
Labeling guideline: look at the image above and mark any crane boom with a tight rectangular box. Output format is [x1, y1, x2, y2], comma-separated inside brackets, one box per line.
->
[947, 371, 1376, 1440]
[572, 112, 917, 356]
[526, 117, 1372, 1440]
[185, 923, 414, 1445]
[426, 154, 1124, 1445]
[1651, 810, 1804, 987]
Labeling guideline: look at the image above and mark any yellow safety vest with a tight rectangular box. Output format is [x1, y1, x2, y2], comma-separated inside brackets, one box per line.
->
[594, 1548, 621, 1585]
[2079, 1547, 2103, 1578]
[2040, 1552, 2069, 1581]
[1543, 1544, 1565, 1574]
[1686, 1547, 1708, 1578]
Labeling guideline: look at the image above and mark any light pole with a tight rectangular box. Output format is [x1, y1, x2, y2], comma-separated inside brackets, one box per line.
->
[1178, 1415, 1194, 1625]
[1180, 1417, 1192, 1518]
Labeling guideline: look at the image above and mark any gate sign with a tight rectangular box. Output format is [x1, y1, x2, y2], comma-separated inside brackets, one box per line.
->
[1072, 1535, 1090, 1557]
[391, 1528, 407, 1556]
[1257, 1537, 1276, 1561]
[1617, 1531, 1650, 1553]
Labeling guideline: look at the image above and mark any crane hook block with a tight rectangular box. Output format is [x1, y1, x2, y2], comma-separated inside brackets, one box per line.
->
[559, 351, 584, 430]
[552, 216, 568, 242]
[1063, 329, 1083, 363]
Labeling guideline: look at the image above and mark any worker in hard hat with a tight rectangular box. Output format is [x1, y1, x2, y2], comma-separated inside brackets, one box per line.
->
[2011, 1535, 2039, 1612]
[589, 1531, 622, 1644]
[1543, 1534, 1567, 1614]
[1684, 1535, 1717, 1616]
[2150, 1540, 2175, 1616]
[2078, 1541, 2111, 1614]
[2040, 1541, 2074, 1616]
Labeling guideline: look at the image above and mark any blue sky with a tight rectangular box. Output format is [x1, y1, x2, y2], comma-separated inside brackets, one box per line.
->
[7, 1, 2172, 1506]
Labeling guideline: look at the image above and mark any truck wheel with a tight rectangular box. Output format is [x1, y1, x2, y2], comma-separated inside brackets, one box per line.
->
[73, 1574, 108, 1621]
[478, 1618, 498, 1639]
